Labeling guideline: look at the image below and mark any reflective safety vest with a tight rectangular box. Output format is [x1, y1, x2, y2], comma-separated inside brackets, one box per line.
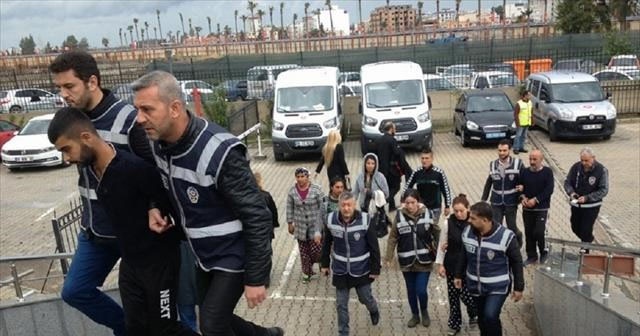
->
[488, 157, 523, 206]
[395, 210, 435, 267]
[326, 212, 371, 277]
[461, 224, 515, 296]
[517, 99, 532, 126]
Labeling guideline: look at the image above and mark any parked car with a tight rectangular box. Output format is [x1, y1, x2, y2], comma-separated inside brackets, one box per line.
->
[1, 114, 65, 171]
[427, 34, 469, 44]
[338, 71, 362, 96]
[112, 83, 135, 104]
[608, 54, 639, 72]
[553, 59, 598, 73]
[592, 70, 636, 82]
[221, 80, 248, 101]
[453, 89, 516, 147]
[423, 74, 457, 91]
[178, 80, 215, 102]
[0, 119, 20, 151]
[435, 64, 473, 88]
[471, 71, 520, 89]
[0, 89, 65, 113]
[247, 64, 300, 100]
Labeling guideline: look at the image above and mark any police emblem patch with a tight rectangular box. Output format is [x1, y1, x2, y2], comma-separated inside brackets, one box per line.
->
[509, 174, 515, 181]
[187, 186, 199, 204]
[588, 176, 596, 186]
[487, 250, 495, 260]
[354, 232, 361, 241]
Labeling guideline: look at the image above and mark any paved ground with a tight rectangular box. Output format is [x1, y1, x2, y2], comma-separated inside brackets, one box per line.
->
[0, 121, 638, 335]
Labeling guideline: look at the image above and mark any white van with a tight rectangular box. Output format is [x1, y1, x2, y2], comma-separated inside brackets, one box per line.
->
[360, 61, 432, 154]
[247, 64, 299, 100]
[526, 71, 616, 141]
[271, 66, 342, 161]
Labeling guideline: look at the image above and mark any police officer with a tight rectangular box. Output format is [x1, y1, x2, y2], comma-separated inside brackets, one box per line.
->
[481, 139, 524, 247]
[513, 90, 532, 154]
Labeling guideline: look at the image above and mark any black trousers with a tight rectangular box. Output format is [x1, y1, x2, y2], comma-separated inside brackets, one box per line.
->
[119, 248, 198, 336]
[386, 174, 401, 209]
[492, 205, 522, 247]
[570, 206, 600, 243]
[522, 210, 548, 259]
[196, 269, 268, 336]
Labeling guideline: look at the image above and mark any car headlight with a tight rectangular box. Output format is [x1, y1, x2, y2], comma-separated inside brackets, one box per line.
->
[272, 121, 284, 131]
[556, 105, 573, 119]
[466, 120, 479, 130]
[606, 105, 617, 119]
[417, 112, 430, 123]
[323, 117, 337, 129]
[364, 116, 378, 127]
[41, 146, 56, 153]
[1, 149, 7, 155]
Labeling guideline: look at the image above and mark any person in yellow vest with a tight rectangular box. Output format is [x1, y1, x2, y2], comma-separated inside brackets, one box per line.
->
[513, 90, 532, 155]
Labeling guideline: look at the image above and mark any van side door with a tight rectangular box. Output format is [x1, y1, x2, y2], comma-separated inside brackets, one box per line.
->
[527, 79, 544, 128]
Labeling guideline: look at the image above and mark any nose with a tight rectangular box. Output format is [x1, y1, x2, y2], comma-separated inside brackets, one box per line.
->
[135, 111, 147, 124]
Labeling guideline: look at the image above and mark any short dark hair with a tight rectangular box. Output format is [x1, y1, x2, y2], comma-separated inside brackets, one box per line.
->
[520, 89, 530, 97]
[470, 202, 493, 222]
[401, 189, 421, 203]
[49, 51, 101, 86]
[421, 147, 433, 155]
[498, 139, 512, 148]
[330, 176, 345, 188]
[452, 193, 470, 208]
[48, 107, 97, 144]
[383, 121, 395, 132]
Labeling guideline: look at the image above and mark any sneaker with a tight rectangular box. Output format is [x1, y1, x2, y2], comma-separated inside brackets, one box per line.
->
[469, 316, 478, 325]
[266, 327, 285, 336]
[370, 310, 380, 325]
[407, 315, 420, 328]
[421, 310, 431, 327]
[301, 275, 311, 284]
[447, 327, 460, 335]
[524, 257, 538, 266]
[539, 251, 549, 264]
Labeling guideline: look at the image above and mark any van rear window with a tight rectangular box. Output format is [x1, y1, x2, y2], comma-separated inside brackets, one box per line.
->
[248, 70, 268, 81]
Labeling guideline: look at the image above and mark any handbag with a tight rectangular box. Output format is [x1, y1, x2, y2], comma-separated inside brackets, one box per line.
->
[374, 206, 390, 238]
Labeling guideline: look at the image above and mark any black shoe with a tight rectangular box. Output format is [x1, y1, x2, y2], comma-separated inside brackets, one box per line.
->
[539, 251, 549, 264]
[524, 257, 538, 266]
[520, 149, 529, 153]
[265, 327, 284, 336]
[370, 310, 380, 325]
[513, 149, 519, 154]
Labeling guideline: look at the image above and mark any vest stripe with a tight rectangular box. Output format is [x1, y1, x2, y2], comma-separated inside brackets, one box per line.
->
[156, 156, 216, 187]
[466, 272, 510, 283]
[571, 201, 602, 208]
[97, 129, 129, 145]
[332, 251, 371, 263]
[186, 219, 242, 238]
[111, 105, 134, 133]
[78, 186, 98, 200]
[491, 188, 518, 195]
[398, 249, 430, 258]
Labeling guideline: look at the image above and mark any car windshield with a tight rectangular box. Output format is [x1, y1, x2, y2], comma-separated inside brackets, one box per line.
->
[467, 95, 512, 112]
[555, 61, 580, 70]
[276, 86, 333, 112]
[19, 119, 50, 135]
[612, 58, 637, 67]
[551, 82, 605, 103]
[247, 69, 269, 81]
[489, 74, 519, 87]
[365, 80, 424, 108]
[425, 78, 456, 90]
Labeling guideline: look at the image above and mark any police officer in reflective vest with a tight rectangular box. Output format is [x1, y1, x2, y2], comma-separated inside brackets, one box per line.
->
[321, 192, 381, 336]
[513, 90, 532, 154]
[455, 202, 524, 336]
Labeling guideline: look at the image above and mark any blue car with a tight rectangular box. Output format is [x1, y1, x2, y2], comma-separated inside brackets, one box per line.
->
[222, 80, 248, 101]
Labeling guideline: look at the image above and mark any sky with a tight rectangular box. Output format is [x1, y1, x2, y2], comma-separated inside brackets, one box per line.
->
[0, 0, 510, 51]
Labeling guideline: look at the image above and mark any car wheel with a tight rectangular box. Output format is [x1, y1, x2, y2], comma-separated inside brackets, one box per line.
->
[460, 129, 469, 147]
[9, 105, 22, 113]
[603, 134, 611, 140]
[274, 151, 285, 162]
[548, 121, 558, 142]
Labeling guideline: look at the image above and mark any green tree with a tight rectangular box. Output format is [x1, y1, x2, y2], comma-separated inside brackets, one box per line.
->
[62, 35, 79, 50]
[555, 0, 598, 34]
[203, 88, 229, 128]
[133, 18, 140, 41]
[78, 37, 89, 50]
[492, 5, 505, 22]
[248, 1, 258, 34]
[44, 41, 52, 53]
[604, 32, 633, 56]
[19, 35, 36, 54]
[609, 0, 639, 31]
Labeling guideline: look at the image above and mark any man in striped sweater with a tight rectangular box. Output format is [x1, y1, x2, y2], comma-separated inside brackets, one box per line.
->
[404, 148, 452, 225]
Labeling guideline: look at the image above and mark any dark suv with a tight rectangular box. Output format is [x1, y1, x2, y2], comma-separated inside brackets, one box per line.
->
[453, 89, 516, 147]
[222, 80, 248, 101]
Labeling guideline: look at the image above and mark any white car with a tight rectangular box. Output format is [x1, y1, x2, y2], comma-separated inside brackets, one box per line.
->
[608, 54, 639, 72]
[1, 114, 65, 171]
[178, 80, 216, 102]
[435, 64, 473, 88]
[592, 70, 638, 81]
[0, 89, 65, 113]
[423, 74, 457, 91]
[471, 71, 520, 89]
[338, 71, 362, 96]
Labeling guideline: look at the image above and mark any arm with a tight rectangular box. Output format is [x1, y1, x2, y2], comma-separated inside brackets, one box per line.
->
[320, 220, 333, 269]
[367, 216, 381, 275]
[507, 235, 525, 292]
[286, 190, 294, 224]
[218, 148, 272, 286]
[377, 174, 389, 198]
[513, 103, 521, 127]
[435, 219, 449, 265]
[385, 219, 399, 262]
[337, 144, 350, 176]
[563, 164, 577, 196]
[533, 168, 554, 205]
[481, 175, 492, 202]
[353, 175, 362, 198]
[314, 187, 327, 237]
[315, 156, 325, 174]
[454, 240, 468, 279]
[265, 193, 279, 228]
[585, 167, 609, 202]
[403, 169, 418, 193]
[440, 170, 453, 209]
[128, 123, 155, 164]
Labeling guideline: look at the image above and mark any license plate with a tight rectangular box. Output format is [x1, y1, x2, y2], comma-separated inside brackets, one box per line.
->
[16, 156, 32, 162]
[394, 135, 409, 141]
[294, 140, 314, 147]
[486, 132, 506, 139]
[582, 124, 602, 130]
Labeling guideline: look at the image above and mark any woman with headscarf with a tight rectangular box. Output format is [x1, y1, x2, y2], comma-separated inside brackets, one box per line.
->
[353, 153, 389, 213]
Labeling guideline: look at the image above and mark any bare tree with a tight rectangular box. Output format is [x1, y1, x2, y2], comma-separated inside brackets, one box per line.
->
[179, 13, 186, 40]
[207, 16, 212, 35]
[326, 0, 334, 35]
[118, 28, 123, 46]
[133, 18, 140, 41]
[156, 9, 163, 41]
[234, 10, 239, 35]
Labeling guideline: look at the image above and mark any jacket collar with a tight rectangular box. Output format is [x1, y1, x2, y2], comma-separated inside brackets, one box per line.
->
[158, 111, 204, 156]
[87, 89, 117, 119]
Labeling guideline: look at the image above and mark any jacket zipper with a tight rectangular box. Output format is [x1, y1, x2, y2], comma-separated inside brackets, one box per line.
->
[476, 236, 482, 293]
[344, 222, 351, 274]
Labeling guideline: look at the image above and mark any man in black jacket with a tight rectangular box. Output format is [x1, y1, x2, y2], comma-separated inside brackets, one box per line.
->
[132, 70, 282, 336]
[404, 148, 452, 225]
[48, 107, 197, 336]
[376, 122, 411, 210]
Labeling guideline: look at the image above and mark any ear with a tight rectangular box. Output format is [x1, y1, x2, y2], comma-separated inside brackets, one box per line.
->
[169, 99, 182, 119]
[87, 75, 99, 91]
[79, 130, 93, 144]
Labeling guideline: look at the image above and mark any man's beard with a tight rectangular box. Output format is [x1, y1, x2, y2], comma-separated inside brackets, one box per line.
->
[78, 144, 96, 166]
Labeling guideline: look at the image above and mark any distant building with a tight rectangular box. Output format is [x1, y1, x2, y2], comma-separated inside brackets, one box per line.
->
[369, 4, 417, 33]
[318, 5, 350, 36]
[438, 8, 457, 23]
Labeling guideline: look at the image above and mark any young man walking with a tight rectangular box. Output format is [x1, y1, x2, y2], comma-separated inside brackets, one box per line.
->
[321, 192, 381, 336]
[404, 148, 452, 225]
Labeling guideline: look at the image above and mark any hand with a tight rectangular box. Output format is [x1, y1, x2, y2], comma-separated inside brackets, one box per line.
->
[288, 223, 295, 235]
[512, 291, 523, 302]
[444, 207, 451, 216]
[313, 235, 322, 245]
[148, 208, 173, 233]
[453, 278, 462, 289]
[369, 274, 379, 280]
[521, 197, 529, 207]
[321, 267, 330, 276]
[440, 242, 448, 252]
[438, 264, 446, 278]
[526, 198, 537, 208]
[577, 196, 586, 204]
[244, 285, 267, 309]
[516, 185, 524, 192]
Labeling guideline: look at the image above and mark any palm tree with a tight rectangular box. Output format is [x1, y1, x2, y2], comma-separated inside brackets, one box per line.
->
[179, 12, 186, 39]
[127, 25, 134, 45]
[144, 21, 150, 41]
[358, 0, 363, 29]
[217, 23, 221, 36]
[502, 0, 506, 24]
[140, 28, 145, 44]
[153, 27, 158, 41]
[248, 1, 257, 35]
[234, 10, 239, 35]
[124, 33, 128, 46]
[315, 8, 322, 31]
[325, 0, 334, 35]
[195, 26, 202, 39]
[188, 18, 193, 36]
[280, 2, 285, 31]
[269, 6, 275, 38]
[417, 1, 423, 28]
[257, 9, 266, 39]
[304, 2, 310, 36]
[102, 37, 109, 48]
[477, 0, 481, 22]
[133, 18, 140, 41]
[207, 16, 212, 35]
[543, 0, 548, 23]
[156, 9, 163, 41]
[118, 28, 123, 46]
[241, 15, 248, 34]
[293, 13, 298, 38]
[436, 0, 441, 26]
[455, 0, 461, 27]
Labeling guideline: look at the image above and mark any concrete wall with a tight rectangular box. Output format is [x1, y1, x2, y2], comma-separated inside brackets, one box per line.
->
[0, 289, 121, 336]
[534, 269, 640, 336]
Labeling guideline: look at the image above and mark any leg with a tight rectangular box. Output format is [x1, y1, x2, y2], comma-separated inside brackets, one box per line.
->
[387, 176, 401, 210]
[61, 232, 125, 336]
[177, 242, 198, 332]
[415, 272, 430, 313]
[336, 287, 351, 336]
[401, 271, 419, 317]
[298, 239, 313, 277]
[504, 206, 522, 247]
[446, 274, 463, 331]
[459, 279, 478, 321]
[355, 283, 378, 313]
[581, 207, 600, 243]
[570, 206, 582, 241]
[478, 294, 508, 336]
[430, 208, 442, 226]
[522, 210, 537, 260]
[119, 260, 150, 336]
[535, 210, 549, 259]
[178, 304, 198, 332]
[521, 127, 529, 150]
[513, 127, 525, 151]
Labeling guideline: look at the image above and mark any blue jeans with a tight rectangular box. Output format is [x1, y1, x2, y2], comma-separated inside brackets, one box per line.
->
[476, 294, 508, 336]
[336, 283, 378, 336]
[178, 304, 198, 332]
[513, 126, 528, 151]
[61, 231, 125, 336]
[402, 271, 431, 316]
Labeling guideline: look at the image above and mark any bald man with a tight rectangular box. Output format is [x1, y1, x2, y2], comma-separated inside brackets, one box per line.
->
[518, 149, 554, 265]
